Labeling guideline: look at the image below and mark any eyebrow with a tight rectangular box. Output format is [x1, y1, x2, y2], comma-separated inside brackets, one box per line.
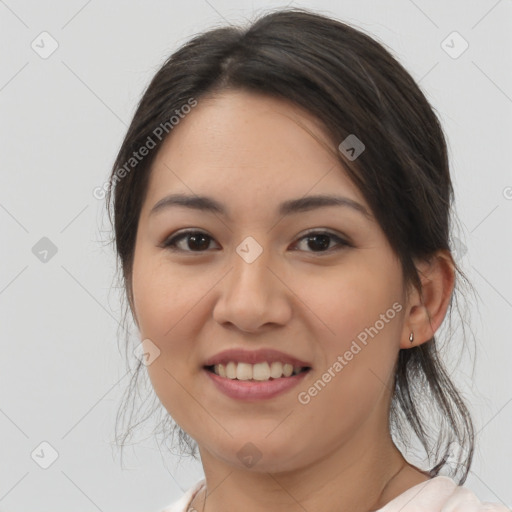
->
[149, 193, 371, 219]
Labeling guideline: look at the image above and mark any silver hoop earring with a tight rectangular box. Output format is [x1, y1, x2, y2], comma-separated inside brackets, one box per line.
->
[409, 332, 414, 343]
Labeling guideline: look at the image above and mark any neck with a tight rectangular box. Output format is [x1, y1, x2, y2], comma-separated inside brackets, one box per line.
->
[194, 428, 421, 512]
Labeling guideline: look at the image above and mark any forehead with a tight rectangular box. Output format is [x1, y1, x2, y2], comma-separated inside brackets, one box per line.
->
[142, 90, 367, 216]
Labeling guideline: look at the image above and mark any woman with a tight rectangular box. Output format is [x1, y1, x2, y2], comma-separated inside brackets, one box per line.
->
[106, 8, 509, 512]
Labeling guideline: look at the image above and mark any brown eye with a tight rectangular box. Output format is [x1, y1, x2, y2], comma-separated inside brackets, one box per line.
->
[293, 231, 350, 253]
[162, 230, 218, 252]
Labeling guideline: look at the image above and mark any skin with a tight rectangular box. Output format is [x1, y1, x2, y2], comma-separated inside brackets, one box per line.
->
[130, 90, 455, 511]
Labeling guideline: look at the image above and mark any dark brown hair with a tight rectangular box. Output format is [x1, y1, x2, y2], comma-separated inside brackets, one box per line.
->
[106, 8, 475, 483]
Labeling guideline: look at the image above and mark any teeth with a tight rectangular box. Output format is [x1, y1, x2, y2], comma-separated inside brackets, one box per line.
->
[270, 361, 283, 378]
[211, 361, 305, 380]
[226, 361, 236, 379]
[236, 362, 252, 381]
[283, 363, 293, 377]
[217, 363, 226, 378]
[253, 362, 270, 381]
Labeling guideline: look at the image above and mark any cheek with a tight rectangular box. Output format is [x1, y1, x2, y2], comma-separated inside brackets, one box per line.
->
[292, 288, 402, 451]
[132, 249, 193, 339]
[131, 259, 203, 429]
[303, 261, 403, 400]
[301, 261, 402, 345]
[131, 251, 211, 382]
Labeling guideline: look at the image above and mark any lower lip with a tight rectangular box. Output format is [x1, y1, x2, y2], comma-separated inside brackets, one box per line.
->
[204, 368, 310, 401]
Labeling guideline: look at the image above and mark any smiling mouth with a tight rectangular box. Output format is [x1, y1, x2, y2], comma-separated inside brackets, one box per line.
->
[204, 362, 311, 381]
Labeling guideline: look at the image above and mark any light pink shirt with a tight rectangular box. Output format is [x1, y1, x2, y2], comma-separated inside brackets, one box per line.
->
[162, 476, 510, 511]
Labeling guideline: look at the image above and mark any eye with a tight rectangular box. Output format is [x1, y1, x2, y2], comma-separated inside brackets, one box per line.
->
[161, 229, 351, 254]
[161, 230, 219, 252]
[292, 230, 351, 253]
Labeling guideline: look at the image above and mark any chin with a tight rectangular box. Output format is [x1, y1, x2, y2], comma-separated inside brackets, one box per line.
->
[206, 435, 309, 474]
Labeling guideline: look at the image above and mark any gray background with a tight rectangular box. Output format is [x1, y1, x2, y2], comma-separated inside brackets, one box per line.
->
[1, 0, 511, 510]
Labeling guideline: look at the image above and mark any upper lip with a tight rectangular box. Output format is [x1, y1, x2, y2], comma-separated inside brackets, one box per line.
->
[203, 348, 312, 368]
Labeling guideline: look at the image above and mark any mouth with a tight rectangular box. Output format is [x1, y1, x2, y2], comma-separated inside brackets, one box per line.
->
[204, 361, 311, 381]
[202, 348, 313, 400]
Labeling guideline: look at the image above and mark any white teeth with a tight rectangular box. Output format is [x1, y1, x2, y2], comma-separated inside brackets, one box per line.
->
[283, 363, 293, 377]
[270, 361, 283, 378]
[236, 362, 253, 380]
[253, 362, 270, 381]
[210, 361, 306, 380]
[226, 361, 237, 379]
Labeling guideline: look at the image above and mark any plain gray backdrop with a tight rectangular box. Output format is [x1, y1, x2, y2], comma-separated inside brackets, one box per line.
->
[1, 0, 511, 510]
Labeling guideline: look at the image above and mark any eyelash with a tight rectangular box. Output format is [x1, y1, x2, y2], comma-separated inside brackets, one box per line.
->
[161, 229, 351, 255]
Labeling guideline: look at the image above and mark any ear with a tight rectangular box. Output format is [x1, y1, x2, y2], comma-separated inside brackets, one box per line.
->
[400, 249, 455, 349]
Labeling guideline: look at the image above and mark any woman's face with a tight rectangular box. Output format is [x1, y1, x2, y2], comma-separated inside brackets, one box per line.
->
[131, 90, 408, 472]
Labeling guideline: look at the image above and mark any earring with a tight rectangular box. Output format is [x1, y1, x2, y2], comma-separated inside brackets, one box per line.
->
[409, 332, 414, 344]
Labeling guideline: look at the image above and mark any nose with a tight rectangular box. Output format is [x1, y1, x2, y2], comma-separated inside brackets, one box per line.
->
[212, 243, 293, 333]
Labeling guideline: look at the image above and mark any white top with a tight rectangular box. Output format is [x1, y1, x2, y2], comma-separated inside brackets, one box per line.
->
[161, 476, 510, 511]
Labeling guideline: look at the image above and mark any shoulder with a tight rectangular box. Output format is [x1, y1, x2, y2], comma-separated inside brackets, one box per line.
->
[159, 476, 510, 512]
[377, 476, 510, 512]
[160, 479, 206, 512]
